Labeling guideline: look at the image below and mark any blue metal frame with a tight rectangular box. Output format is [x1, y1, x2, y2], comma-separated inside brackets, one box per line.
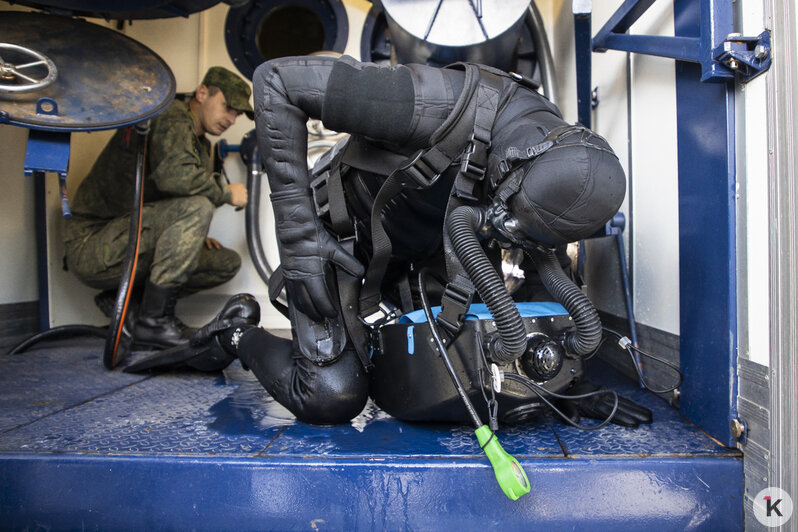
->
[0, 349, 744, 530]
[573, 7, 593, 127]
[24, 130, 72, 330]
[0, 454, 742, 531]
[593, 0, 770, 82]
[574, 0, 742, 444]
[673, 0, 738, 447]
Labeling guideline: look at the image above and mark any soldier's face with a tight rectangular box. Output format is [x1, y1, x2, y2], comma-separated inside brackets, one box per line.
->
[199, 88, 240, 136]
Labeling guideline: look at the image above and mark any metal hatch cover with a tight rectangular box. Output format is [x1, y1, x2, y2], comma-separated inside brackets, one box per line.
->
[0, 0, 223, 19]
[0, 11, 175, 132]
[381, 0, 531, 46]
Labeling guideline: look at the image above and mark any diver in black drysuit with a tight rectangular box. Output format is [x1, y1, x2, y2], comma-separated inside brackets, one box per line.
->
[129, 55, 648, 427]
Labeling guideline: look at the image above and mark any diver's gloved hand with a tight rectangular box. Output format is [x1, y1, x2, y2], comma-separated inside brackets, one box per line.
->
[270, 188, 364, 321]
[124, 293, 261, 373]
[557, 381, 653, 428]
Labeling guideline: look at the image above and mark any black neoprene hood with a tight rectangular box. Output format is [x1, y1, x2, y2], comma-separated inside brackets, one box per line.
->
[507, 141, 626, 246]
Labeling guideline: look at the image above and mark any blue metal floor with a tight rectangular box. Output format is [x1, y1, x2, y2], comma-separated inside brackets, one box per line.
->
[0, 336, 742, 531]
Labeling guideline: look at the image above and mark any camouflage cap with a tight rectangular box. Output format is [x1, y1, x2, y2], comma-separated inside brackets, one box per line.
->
[202, 66, 254, 119]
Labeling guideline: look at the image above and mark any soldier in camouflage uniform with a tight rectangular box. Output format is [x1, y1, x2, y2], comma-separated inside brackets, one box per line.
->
[64, 66, 253, 349]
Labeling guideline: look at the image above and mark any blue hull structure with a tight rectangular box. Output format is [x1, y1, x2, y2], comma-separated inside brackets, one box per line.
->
[0, 337, 742, 530]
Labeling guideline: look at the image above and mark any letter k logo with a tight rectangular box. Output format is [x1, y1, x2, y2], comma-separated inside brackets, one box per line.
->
[754, 488, 793, 526]
[765, 496, 783, 517]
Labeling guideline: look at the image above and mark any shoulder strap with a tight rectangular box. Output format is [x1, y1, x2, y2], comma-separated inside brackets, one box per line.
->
[358, 64, 498, 323]
[437, 68, 504, 337]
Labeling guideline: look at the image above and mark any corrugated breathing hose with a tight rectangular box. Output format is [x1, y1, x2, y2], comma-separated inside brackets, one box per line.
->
[525, 246, 602, 356]
[447, 205, 527, 364]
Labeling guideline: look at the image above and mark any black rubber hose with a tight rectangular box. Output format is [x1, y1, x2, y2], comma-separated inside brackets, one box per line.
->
[525, 246, 602, 356]
[103, 122, 148, 369]
[8, 325, 108, 355]
[447, 206, 527, 364]
[244, 144, 276, 284]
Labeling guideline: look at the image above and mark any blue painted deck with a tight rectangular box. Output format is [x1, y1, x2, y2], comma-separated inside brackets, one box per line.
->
[0, 337, 742, 531]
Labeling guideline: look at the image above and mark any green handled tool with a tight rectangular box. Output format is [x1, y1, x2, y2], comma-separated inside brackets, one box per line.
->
[419, 272, 530, 500]
[476, 425, 530, 500]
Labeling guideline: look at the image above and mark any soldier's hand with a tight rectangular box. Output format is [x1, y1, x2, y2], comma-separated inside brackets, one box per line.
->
[229, 183, 248, 207]
[205, 237, 223, 250]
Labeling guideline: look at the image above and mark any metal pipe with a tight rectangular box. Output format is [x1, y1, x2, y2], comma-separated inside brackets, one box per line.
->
[527, 1, 559, 104]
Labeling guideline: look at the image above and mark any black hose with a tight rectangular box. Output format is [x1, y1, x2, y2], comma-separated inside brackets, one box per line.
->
[103, 122, 148, 369]
[447, 206, 527, 364]
[8, 325, 108, 355]
[525, 246, 602, 356]
[419, 269, 483, 428]
[244, 144, 276, 284]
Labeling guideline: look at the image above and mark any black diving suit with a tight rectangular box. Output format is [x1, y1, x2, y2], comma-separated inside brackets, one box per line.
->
[237, 55, 626, 424]
[128, 55, 634, 427]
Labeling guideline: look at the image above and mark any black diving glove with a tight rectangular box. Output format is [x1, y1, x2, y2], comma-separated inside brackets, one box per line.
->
[270, 188, 364, 321]
[556, 380, 653, 428]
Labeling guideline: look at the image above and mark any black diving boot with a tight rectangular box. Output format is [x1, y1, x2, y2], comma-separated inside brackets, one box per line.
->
[125, 293, 261, 373]
[133, 281, 194, 350]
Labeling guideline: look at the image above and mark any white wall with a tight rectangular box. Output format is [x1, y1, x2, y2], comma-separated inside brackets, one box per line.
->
[736, 0, 771, 366]
[626, 2, 680, 335]
[550, 1, 681, 335]
[0, 124, 37, 304]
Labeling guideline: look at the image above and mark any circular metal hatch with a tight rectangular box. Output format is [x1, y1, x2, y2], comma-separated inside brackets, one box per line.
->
[0, 11, 175, 132]
[224, 0, 348, 80]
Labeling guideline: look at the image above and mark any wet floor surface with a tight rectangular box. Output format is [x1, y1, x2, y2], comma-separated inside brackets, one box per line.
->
[0, 336, 737, 460]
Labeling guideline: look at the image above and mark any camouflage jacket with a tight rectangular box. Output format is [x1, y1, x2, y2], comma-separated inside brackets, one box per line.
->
[69, 97, 231, 222]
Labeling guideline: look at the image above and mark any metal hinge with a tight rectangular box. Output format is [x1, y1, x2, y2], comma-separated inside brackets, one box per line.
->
[713, 30, 772, 82]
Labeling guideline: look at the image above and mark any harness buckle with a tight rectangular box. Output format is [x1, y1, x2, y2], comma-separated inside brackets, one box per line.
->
[310, 171, 330, 218]
[358, 300, 399, 329]
[526, 140, 555, 158]
[460, 133, 488, 181]
[396, 149, 441, 190]
[436, 280, 475, 337]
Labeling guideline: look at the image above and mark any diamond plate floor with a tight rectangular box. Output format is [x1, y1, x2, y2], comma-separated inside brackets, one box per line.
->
[0, 336, 742, 531]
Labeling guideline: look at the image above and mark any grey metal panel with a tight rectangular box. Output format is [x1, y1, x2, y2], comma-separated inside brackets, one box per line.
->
[742, 439, 769, 471]
[765, 0, 798, 518]
[738, 358, 770, 409]
[738, 397, 770, 443]
[0, 301, 38, 346]
[736, 328, 772, 532]
[737, 1, 798, 528]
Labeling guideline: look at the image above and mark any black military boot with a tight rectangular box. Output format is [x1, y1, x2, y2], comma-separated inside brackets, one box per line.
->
[133, 280, 194, 349]
[95, 287, 143, 339]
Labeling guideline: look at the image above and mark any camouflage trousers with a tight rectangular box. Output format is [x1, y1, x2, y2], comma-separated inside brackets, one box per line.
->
[64, 196, 240, 292]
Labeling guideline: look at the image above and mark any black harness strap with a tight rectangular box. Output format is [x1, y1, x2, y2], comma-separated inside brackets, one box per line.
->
[311, 139, 356, 238]
[357, 64, 486, 322]
[397, 271, 415, 314]
[436, 71, 504, 338]
[326, 163, 353, 237]
[335, 239, 375, 371]
[267, 265, 289, 318]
